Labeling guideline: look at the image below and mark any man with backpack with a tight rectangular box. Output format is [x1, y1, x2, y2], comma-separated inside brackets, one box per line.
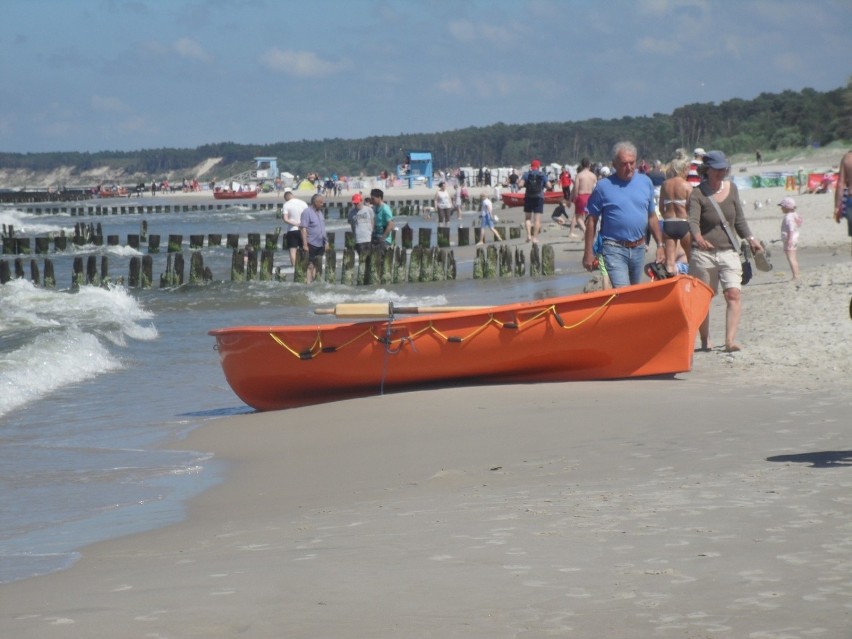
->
[519, 159, 552, 243]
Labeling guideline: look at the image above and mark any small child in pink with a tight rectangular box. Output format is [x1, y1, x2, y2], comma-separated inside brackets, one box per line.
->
[778, 196, 803, 281]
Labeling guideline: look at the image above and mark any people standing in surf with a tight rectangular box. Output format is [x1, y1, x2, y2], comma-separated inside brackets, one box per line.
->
[299, 193, 328, 284]
[282, 188, 308, 267]
[347, 192, 374, 255]
[370, 189, 395, 251]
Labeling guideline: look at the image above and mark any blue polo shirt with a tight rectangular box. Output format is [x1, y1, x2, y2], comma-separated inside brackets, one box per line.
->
[586, 173, 655, 242]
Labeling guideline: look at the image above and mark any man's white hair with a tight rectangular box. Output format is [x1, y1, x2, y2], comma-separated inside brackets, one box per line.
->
[611, 141, 637, 161]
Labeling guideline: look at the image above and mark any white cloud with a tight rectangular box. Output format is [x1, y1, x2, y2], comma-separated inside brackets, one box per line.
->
[637, 37, 670, 55]
[259, 48, 344, 77]
[173, 38, 213, 63]
[448, 20, 513, 44]
[436, 78, 464, 95]
[91, 95, 128, 113]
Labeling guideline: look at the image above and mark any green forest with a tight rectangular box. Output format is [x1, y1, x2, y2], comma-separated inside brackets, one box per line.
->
[1, 84, 849, 179]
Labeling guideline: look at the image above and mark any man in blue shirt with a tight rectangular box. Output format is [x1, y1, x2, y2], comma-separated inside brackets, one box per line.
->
[582, 142, 665, 287]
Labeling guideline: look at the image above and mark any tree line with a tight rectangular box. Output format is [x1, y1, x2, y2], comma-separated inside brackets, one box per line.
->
[1, 84, 848, 180]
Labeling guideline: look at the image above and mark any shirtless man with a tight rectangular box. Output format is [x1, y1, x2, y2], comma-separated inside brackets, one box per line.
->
[658, 156, 693, 275]
[570, 158, 597, 225]
[834, 150, 852, 239]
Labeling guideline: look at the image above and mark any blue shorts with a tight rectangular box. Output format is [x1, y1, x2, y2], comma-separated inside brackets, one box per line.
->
[524, 197, 544, 214]
[845, 194, 852, 237]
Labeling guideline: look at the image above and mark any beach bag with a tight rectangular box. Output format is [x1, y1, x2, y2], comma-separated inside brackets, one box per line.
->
[740, 258, 753, 285]
[525, 171, 544, 197]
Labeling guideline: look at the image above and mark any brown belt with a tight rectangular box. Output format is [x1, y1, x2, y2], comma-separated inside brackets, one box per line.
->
[605, 237, 645, 248]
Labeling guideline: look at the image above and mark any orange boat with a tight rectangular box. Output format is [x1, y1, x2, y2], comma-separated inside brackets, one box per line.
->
[209, 276, 713, 411]
[501, 190, 563, 207]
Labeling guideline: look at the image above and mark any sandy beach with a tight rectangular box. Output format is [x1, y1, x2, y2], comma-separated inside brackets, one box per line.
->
[2, 156, 851, 637]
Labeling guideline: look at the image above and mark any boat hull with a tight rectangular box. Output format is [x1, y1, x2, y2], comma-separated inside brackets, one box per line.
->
[501, 191, 563, 207]
[209, 276, 713, 411]
[213, 190, 258, 200]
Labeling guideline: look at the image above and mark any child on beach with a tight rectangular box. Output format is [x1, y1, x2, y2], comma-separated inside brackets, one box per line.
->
[477, 195, 502, 244]
[779, 196, 803, 280]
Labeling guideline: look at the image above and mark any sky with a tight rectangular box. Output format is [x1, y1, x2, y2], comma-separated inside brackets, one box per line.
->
[1, 0, 849, 154]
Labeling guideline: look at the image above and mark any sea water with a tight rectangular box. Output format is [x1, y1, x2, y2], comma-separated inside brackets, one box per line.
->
[0, 199, 587, 584]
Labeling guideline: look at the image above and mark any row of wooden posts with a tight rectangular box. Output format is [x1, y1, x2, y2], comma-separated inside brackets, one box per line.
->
[1, 218, 523, 256]
[0, 242, 556, 289]
[13, 197, 452, 218]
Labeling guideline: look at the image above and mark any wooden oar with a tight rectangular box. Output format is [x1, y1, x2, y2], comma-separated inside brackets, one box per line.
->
[314, 303, 490, 317]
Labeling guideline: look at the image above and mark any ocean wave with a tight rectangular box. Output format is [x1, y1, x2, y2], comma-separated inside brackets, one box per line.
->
[0, 208, 74, 236]
[0, 282, 159, 417]
[0, 329, 123, 418]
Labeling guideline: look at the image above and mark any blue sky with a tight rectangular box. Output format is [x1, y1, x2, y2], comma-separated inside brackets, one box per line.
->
[1, 0, 848, 154]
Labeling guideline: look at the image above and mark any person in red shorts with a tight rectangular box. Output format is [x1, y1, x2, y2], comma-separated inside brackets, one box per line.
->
[571, 157, 597, 221]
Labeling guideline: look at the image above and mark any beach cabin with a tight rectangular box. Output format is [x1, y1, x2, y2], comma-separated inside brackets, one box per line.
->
[397, 151, 433, 189]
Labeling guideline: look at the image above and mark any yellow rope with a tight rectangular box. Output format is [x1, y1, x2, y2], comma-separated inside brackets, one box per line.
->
[554, 293, 617, 329]
[266, 293, 618, 359]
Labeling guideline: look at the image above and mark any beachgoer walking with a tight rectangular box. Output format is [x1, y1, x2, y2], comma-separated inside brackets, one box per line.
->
[658, 151, 693, 276]
[282, 188, 308, 267]
[299, 193, 327, 284]
[519, 159, 551, 243]
[559, 166, 573, 200]
[347, 193, 374, 255]
[570, 158, 597, 230]
[477, 195, 502, 244]
[779, 196, 802, 281]
[582, 142, 664, 288]
[687, 150, 765, 352]
[834, 150, 852, 242]
[508, 169, 519, 193]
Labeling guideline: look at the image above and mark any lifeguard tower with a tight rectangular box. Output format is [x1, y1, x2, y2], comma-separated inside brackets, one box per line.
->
[397, 151, 433, 189]
[251, 157, 279, 181]
[223, 157, 282, 186]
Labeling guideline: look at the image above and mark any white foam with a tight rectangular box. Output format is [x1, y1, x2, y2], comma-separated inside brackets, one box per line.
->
[0, 208, 74, 236]
[0, 282, 158, 417]
[0, 329, 122, 417]
[306, 288, 449, 308]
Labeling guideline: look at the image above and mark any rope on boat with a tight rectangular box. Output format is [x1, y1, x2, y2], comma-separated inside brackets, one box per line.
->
[265, 293, 618, 360]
